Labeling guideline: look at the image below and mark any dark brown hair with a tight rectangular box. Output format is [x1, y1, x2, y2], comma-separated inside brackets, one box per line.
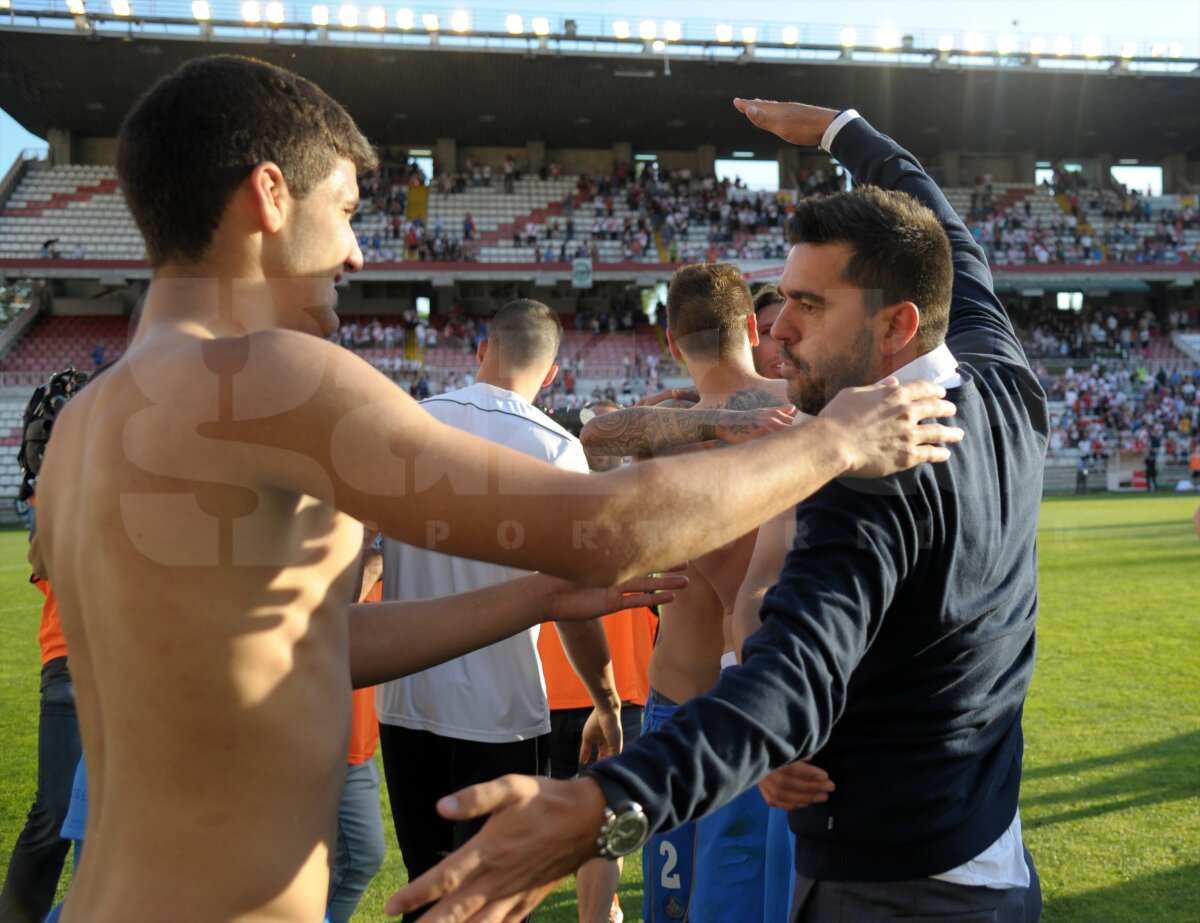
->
[752, 283, 785, 313]
[787, 187, 952, 351]
[666, 262, 754, 359]
[117, 55, 378, 266]
[488, 299, 563, 370]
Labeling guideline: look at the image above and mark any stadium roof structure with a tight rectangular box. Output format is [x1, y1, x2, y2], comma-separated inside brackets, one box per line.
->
[1, 23, 1199, 161]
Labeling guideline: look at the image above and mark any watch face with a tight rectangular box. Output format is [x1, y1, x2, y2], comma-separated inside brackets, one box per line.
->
[607, 809, 650, 855]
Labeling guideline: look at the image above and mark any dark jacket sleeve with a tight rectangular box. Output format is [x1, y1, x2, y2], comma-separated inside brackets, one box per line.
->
[828, 117, 1029, 370]
[587, 486, 908, 836]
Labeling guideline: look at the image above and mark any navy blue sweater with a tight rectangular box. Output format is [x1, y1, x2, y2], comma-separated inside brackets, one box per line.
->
[588, 116, 1048, 881]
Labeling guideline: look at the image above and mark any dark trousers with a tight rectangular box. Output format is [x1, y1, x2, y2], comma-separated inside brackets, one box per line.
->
[0, 659, 82, 923]
[378, 724, 547, 923]
[791, 846, 1042, 922]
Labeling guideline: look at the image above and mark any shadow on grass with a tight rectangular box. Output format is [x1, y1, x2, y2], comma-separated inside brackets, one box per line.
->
[1046, 862, 1200, 923]
[1024, 730, 1200, 828]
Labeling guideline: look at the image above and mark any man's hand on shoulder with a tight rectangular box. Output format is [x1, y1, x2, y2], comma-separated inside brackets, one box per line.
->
[733, 98, 840, 148]
[817, 378, 964, 478]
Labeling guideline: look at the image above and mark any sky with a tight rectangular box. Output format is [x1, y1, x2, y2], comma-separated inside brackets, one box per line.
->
[2, 0, 1198, 168]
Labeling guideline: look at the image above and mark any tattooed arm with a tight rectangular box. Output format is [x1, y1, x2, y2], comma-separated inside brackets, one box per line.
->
[580, 390, 796, 458]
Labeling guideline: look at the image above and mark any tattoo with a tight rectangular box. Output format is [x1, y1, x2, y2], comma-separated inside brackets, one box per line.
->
[724, 389, 781, 411]
[582, 406, 721, 457]
[580, 389, 779, 456]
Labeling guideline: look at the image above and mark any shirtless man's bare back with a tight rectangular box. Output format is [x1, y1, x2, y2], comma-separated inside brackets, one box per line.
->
[31, 56, 962, 922]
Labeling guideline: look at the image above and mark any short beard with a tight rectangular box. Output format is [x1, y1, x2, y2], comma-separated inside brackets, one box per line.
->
[785, 326, 878, 415]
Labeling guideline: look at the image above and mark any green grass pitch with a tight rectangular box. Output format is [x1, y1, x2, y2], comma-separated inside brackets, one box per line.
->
[1, 494, 1197, 920]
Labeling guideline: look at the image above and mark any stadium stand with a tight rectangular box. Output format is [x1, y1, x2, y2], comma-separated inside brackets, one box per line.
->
[0, 19, 1196, 509]
[0, 164, 144, 261]
[3, 162, 1198, 270]
[0, 315, 128, 375]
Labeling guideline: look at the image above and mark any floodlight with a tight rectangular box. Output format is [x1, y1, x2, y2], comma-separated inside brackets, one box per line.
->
[1150, 42, 1166, 57]
[1082, 36, 1102, 57]
[741, 26, 757, 44]
[395, 8, 412, 28]
[1168, 40, 1183, 58]
[715, 24, 733, 43]
[66, 0, 86, 14]
[450, 10, 469, 32]
[339, 4, 357, 27]
[111, 0, 130, 16]
[1053, 36, 1071, 56]
[964, 32, 984, 53]
[996, 34, 1016, 55]
[422, 12, 438, 31]
[938, 34, 954, 52]
[241, 1, 260, 23]
[265, 2, 284, 24]
[367, 5, 385, 28]
[192, 0, 210, 20]
[840, 28, 856, 47]
[0, 0, 11, 9]
[613, 20, 630, 39]
[311, 5, 328, 25]
[637, 20, 655, 40]
[505, 13, 523, 34]
[1029, 36, 1046, 55]
[531, 16, 549, 35]
[1120, 42, 1137, 58]
[652, 39, 665, 52]
[663, 20, 682, 41]
[876, 27, 899, 50]
[781, 25, 798, 45]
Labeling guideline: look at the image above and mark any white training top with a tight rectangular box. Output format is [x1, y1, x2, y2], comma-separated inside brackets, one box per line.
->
[375, 382, 590, 743]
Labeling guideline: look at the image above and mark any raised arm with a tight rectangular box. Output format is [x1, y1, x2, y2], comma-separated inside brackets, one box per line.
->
[734, 98, 1027, 366]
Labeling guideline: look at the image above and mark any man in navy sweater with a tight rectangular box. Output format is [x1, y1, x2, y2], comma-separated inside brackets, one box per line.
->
[391, 100, 1048, 923]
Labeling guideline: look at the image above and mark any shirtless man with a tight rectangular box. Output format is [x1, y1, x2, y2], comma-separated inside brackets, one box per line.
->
[583, 267, 796, 922]
[30, 57, 960, 923]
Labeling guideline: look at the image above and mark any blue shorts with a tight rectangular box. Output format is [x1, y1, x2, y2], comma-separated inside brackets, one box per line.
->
[44, 905, 62, 923]
[763, 804, 797, 923]
[641, 691, 696, 923]
[61, 755, 88, 843]
[689, 782, 771, 923]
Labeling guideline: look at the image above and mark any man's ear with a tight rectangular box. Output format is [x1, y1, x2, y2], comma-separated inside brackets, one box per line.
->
[880, 301, 921, 357]
[476, 338, 488, 364]
[541, 363, 560, 389]
[247, 163, 288, 234]
[746, 312, 761, 348]
[665, 329, 683, 361]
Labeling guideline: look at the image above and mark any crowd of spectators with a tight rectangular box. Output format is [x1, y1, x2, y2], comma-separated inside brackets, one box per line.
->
[969, 169, 1200, 267]
[1007, 301, 1200, 470]
[354, 152, 1200, 269]
[1039, 360, 1199, 472]
[1015, 305, 1195, 361]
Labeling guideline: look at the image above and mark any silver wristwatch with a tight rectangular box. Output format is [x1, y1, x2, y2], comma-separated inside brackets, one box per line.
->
[588, 774, 650, 859]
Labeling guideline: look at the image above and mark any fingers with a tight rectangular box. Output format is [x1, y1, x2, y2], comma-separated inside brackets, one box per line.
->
[914, 423, 965, 446]
[388, 850, 482, 917]
[910, 398, 957, 421]
[621, 574, 689, 593]
[758, 761, 836, 809]
[436, 775, 527, 822]
[614, 590, 677, 609]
